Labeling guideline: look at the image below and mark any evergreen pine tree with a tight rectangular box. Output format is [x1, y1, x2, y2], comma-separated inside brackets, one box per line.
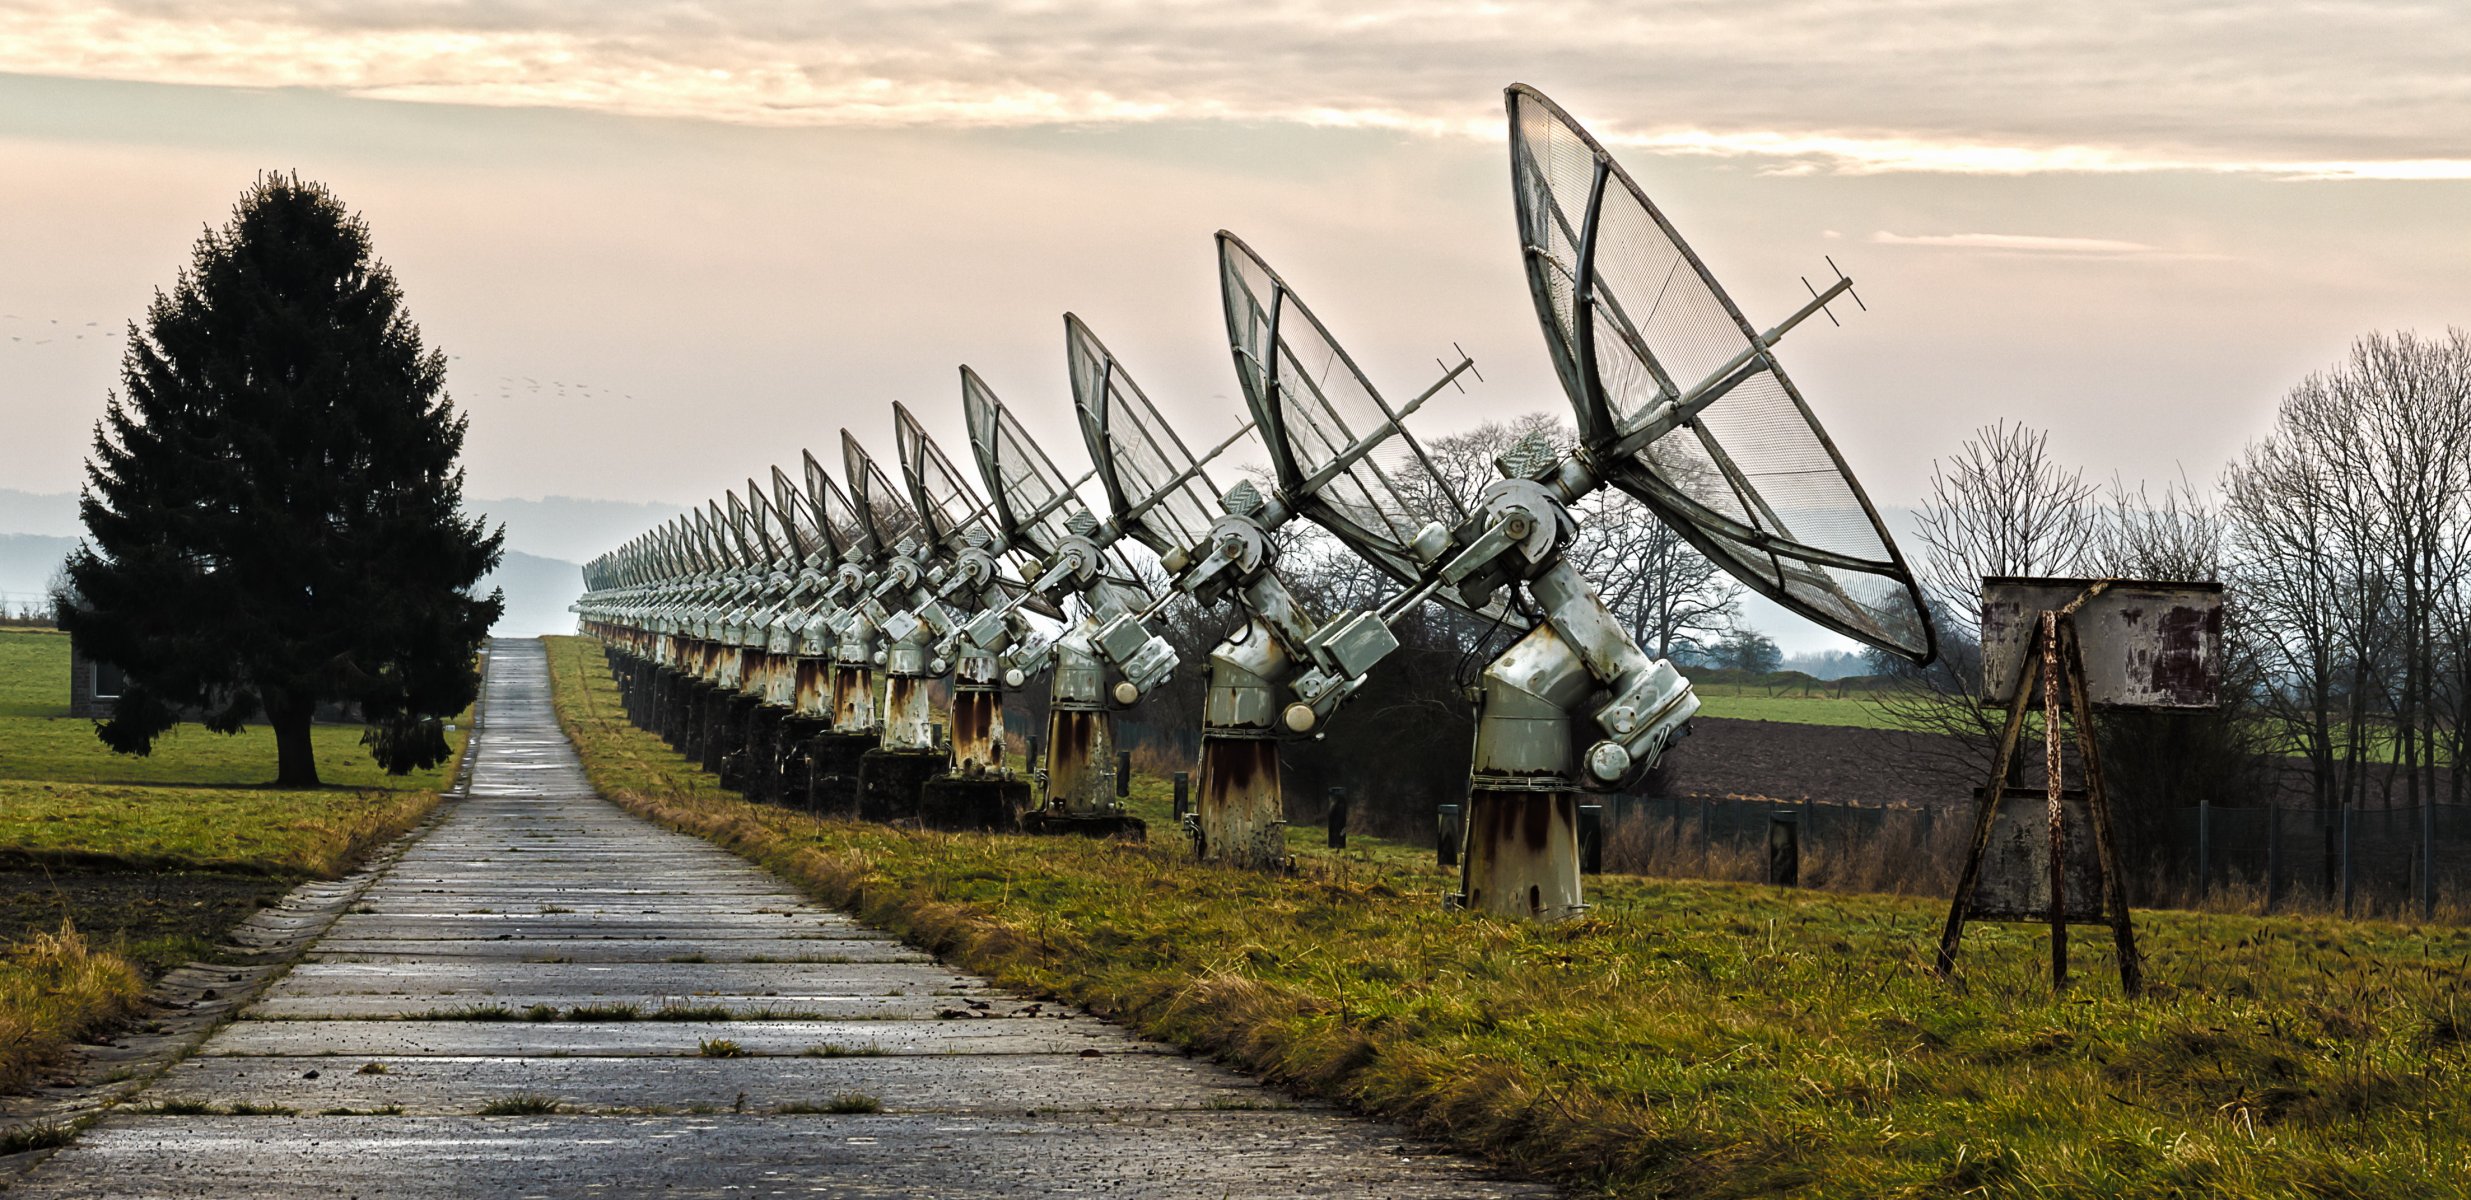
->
[64, 172, 504, 787]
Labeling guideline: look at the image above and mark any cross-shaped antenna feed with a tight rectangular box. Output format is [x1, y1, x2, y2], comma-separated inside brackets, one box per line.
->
[1437, 342, 1487, 392]
[1799, 257, 1867, 329]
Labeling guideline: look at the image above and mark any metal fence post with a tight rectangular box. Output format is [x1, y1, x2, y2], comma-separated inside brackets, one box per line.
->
[1699, 793, 1711, 874]
[1578, 805, 1603, 875]
[1116, 751, 1132, 798]
[2341, 804, 2355, 917]
[2425, 800, 2437, 921]
[1803, 797, 1814, 872]
[1437, 803, 1460, 867]
[1171, 771, 1190, 822]
[2265, 803, 2281, 913]
[1767, 811, 1800, 887]
[2197, 796, 2211, 905]
[1326, 787, 1348, 850]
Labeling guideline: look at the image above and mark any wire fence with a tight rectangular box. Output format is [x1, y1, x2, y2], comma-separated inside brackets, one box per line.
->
[1606, 793, 2471, 921]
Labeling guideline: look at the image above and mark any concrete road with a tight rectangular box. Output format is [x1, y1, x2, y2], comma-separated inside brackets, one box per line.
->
[17, 641, 1553, 1198]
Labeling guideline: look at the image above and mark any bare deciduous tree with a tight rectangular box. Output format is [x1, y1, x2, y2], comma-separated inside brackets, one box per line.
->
[2224, 329, 2471, 848]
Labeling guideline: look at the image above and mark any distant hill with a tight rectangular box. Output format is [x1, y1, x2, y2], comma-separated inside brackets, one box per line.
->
[482, 550, 584, 637]
[467, 495, 688, 565]
[0, 490, 79, 538]
[0, 533, 74, 615]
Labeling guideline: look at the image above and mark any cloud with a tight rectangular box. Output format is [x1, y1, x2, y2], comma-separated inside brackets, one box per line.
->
[1867, 232, 2243, 263]
[1872, 231, 2158, 255]
[1, 0, 2467, 179]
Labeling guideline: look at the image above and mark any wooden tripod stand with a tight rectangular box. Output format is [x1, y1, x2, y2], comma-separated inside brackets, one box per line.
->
[1935, 589, 2144, 996]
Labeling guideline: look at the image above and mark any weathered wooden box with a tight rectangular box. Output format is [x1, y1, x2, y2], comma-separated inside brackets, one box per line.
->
[1980, 578, 2223, 709]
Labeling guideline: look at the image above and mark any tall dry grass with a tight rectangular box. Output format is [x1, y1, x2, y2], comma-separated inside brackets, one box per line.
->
[1605, 808, 1965, 897]
[0, 924, 144, 1093]
[1605, 803, 2471, 930]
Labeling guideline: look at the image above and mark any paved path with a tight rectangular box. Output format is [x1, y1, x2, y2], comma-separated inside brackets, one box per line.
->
[19, 641, 1551, 1198]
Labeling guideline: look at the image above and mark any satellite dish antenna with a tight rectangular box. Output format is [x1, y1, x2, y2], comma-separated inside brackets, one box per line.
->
[1505, 84, 1932, 663]
[1068, 309, 1467, 867]
[960, 367, 1177, 835]
[1218, 236, 1524, 627]
[1219, 227, 1701, 921]
[895, 401, 1064, 622]
[893, 402, 1057, 816]
[764, 459, 846, 773]
[836, 430, 956, 820]
[720, 476, 825, 804]
[795, 446, 882, 745]
[778, 448, 892, 806]
[741, 477, 800, 708]
[1068, 314, 1231, 565]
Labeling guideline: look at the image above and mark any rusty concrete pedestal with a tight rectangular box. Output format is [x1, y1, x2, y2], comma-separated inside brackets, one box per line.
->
[1196, 736, 1284, 868]
[703, 693, 759, 776]
[1455, 789, 1585, 920]
[920, 777, 1031, 831]
[857, 748, 944, 824]
[803, 733, 878, 815]
[1019, 810, 1146, 840]
[770, 716, 830, 807]
[729, 706, 789, 803]
[669, 679, 711, 756]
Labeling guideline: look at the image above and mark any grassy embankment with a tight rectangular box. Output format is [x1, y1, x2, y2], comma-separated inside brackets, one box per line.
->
[544, 634, 2471, 1199]
[0, 628, 462, 1094]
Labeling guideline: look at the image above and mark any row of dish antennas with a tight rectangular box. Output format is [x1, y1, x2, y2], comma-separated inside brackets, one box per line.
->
[574, 84, 1937, 920]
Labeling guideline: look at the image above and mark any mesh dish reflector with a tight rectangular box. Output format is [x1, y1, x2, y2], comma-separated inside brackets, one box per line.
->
[1217, 232, 1522, 628]
[746, 478, 790, 564]
[842, 431, 926, 556]
[963, 372, 1084, 560]
[895, 401, 999, 555]
[724, 490, 759, 563]
[961, 370, 1159, 615]
[898, 395, 1063, 620]
[1066, 315, 1222, 560]
[804, 449, 868, 560]
[1506, 84, 1933, 663]
[773, 465, 823, 563]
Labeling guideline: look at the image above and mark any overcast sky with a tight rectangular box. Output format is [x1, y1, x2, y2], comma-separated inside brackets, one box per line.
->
[1, 1, 2465, 647]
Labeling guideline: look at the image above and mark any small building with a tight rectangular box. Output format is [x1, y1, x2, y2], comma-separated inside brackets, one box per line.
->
[68, 639, 124, 719]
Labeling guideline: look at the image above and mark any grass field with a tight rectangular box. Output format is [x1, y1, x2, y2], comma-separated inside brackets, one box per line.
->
[0, 628, 464, 1099]
[545, 634, 2471, 1200]
[1688, 688, 1897, 728]
[0, 628, 458, 787]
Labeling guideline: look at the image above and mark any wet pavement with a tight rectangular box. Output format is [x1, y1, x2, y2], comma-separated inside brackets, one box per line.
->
[16, 640, 1553, 1198]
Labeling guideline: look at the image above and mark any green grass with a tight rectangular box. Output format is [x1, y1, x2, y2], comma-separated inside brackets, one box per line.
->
[1688, 688, 1900, 729]
[773, 1092, 881, 1115]
[546, 634, 2471, 1199]
[1676, 668, 1904, 729]
[0, 629, 467, 789]
[0, 629, 460, 875]
[0, 781, 450, 877]
[476, 1095, 561, 1116]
